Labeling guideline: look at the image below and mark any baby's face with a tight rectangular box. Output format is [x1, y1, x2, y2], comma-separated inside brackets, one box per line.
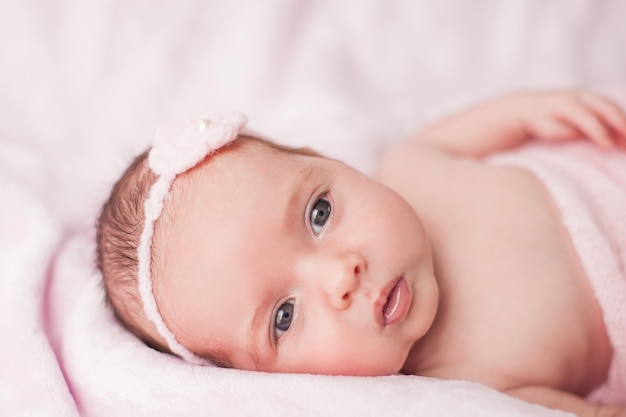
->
[157, 140, 439, 375]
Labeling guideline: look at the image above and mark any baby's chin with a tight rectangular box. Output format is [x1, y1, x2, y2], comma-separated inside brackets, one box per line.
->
[315, 359, 406, 377]
[268, 358, 403, 376]
[335, 365, 403, 377]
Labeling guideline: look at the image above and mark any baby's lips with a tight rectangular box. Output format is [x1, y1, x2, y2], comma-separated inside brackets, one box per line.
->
[375, 277, 411, 327]
[382, 278, 411, 326]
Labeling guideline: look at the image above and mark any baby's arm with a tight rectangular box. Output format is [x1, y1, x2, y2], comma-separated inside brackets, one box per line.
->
[505, 386, 626, 417]
[417, 91, 626, 156]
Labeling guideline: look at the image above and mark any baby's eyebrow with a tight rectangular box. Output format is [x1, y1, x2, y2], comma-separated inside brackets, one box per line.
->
[247, 302, 265, 369]
[280, 161, 317, 231]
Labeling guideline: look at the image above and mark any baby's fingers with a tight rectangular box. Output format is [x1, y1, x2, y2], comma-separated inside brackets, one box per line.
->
[577, 93, 626, 148]
[563, 97, 614, 149]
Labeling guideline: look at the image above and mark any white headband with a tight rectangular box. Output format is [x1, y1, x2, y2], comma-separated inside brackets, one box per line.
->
[137, 113, 247, 365]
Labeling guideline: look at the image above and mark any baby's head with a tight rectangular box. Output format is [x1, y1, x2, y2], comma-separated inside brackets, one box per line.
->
[97, 114, 439, 375]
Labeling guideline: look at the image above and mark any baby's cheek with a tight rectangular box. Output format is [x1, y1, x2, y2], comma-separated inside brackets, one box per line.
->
[300, 340, 404, 376]
[328, 349, 403, 376]
[280, 313, 408, 375]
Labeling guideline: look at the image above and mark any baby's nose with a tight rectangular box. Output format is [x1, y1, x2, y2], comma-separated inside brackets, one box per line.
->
[321, 252, 365, 310]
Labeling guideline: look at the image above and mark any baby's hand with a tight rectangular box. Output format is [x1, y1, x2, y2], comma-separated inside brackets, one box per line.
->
[518, 91, 626, 150]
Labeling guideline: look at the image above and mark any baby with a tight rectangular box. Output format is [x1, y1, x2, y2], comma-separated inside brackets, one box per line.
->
[97, 90, 626, 416]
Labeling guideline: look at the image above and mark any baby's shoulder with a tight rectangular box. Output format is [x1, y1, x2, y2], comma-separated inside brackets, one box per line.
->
[375, 140, 451, 177]
[374, 140, 507, 208]
[374, 141, 466, 190]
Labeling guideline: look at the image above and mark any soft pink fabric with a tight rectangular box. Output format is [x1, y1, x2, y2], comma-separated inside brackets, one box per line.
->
[489, 142, 626, 406]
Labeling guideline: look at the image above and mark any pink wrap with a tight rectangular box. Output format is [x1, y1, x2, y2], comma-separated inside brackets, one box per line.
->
[488, 142, 626, 406]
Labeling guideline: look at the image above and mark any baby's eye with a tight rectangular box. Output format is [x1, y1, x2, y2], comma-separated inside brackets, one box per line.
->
[274, 299, 295, 339]
[310, 197, 331, 235]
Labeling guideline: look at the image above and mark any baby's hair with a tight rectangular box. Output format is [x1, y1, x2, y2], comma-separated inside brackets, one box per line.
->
[96, 134, 320, 367]
[96, 149, 165, 349]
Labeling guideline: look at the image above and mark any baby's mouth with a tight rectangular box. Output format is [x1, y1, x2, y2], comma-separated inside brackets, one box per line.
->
[381, 277, 411, 326]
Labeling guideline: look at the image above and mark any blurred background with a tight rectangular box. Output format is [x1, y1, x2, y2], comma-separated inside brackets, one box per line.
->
[1, 0, 626, 228]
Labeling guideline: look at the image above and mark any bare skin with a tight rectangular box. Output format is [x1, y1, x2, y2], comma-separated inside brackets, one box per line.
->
[375, 91, 626, 416]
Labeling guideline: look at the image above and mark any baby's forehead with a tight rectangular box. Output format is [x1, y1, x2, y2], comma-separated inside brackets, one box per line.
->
[178, 137, 316, 185]
[162, 137, 317, 232]
[164, 137, 322, 232]
[160, 135, 332, 238]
